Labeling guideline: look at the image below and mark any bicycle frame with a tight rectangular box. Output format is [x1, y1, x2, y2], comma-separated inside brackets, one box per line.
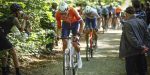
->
[63, 37, 78, 75]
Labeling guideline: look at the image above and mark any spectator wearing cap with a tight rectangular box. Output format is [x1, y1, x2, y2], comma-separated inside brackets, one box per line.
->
[119, 6, 150, 75]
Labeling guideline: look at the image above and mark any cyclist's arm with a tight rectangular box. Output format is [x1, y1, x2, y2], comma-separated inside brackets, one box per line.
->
[93, 11, 100, 18]
[55, 11, 62, 37]
[73, 8, 84, 34]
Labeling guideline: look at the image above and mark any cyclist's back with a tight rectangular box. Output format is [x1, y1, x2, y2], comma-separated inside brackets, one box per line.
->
[96, 5, 102, 16]
[55, 6, 82, 29]
[83, 7, 99, 19]
[102, 7, 109, 16]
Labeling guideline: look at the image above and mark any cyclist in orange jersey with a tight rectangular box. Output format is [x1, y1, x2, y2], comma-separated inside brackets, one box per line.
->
[115, 6, 122, 17]
[114, 6, 122, 29]
[55, 2, 84, 68]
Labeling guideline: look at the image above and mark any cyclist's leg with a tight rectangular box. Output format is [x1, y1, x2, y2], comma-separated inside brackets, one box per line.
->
[113, 15, 117, 29]
[91, 18, 98, 47]
[105, 15, 109, 30]
[71, 22, 80, 52]
[84, 18, 91, 47]
[61, 22, 71, 52]
[71, 22, 82, 68]
[111, 14, 115, 29]
[84, 29, 90, 46]
[102, 15, 105, 29]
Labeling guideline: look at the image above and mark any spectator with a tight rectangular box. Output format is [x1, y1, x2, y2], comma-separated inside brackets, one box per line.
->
[132, 0, 147, 22]
[0, 3, 25, 75]
[119, 6, 150, 75]
[146, 2, 150, 25]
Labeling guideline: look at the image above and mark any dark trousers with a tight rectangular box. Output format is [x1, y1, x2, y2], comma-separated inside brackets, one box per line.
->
[125, 54, 147, 75]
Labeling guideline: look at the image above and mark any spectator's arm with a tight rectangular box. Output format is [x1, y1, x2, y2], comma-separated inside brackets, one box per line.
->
[13, 17, 24, 32]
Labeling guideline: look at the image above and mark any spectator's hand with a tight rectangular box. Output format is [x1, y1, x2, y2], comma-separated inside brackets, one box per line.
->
[142, 45, 149, 54]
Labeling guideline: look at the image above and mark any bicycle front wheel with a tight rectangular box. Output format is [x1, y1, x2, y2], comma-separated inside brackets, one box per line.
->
[72, 54, 78, 75]
[63, 53, 73, 75]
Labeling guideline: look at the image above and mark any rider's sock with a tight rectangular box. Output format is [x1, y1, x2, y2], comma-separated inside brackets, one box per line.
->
[1, 67, 8, 75]
[77, 52, 81, 59]
[15, 68, 21, 75]
[77, 52, 82, 68]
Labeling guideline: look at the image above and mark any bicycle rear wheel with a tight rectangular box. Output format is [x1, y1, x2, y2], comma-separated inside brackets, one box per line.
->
[90, 48, 93, 58]
[86, 46, 90, 61]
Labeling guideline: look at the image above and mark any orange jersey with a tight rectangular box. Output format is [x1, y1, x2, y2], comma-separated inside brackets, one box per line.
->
[55, 7, 82, 29]
[115, 7, 122, 14]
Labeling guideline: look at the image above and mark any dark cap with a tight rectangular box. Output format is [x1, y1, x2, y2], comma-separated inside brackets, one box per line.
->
[125, 6, 135, 14]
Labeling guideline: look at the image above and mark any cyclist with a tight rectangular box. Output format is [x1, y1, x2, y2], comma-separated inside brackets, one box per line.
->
[83, 6, 100, 48]
[96, 5, 102, 30]
[55, 2, 84, 68]
[0, 3, 26, 75]
[101, 6, 109, 31]
[107, 4, 115, 29]
[114, 5, 122, 29]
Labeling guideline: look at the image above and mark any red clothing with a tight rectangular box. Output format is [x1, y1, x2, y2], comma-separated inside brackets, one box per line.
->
[55, 7, 82, 29]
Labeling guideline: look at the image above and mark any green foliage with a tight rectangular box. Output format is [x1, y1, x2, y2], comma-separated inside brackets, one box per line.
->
[40, 11, 54, 29]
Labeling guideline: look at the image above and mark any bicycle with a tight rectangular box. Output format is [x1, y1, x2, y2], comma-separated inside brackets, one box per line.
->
[61, 36, 79, 75]
[85, 30, 97, 61]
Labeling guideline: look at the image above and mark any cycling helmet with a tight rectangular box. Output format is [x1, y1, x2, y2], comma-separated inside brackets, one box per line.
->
[84, 6, 92, 13]
[58, 2, 68, 13]
[10, 3, 21, 13]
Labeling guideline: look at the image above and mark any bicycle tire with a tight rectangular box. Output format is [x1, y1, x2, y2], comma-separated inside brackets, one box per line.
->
[63, 53, 73, 75]
[63, 53, 67, 75]
[86, 46, 90, 61]
[90, 48, 93, 58]
[72, 55, 78, 75]
[63, 50, 75, 75]
[86, 36, 90, 61]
